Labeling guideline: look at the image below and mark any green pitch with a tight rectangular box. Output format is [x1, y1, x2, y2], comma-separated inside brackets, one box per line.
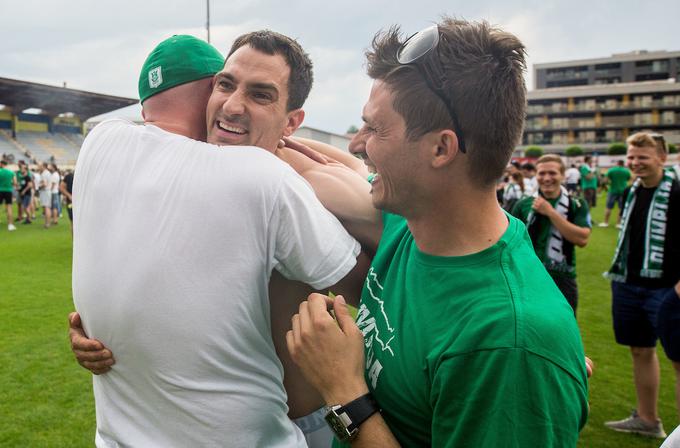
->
[0, 198, 677, 447]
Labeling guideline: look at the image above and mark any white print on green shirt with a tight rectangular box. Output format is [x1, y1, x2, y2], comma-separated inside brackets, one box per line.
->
[356, 267, 396, 388]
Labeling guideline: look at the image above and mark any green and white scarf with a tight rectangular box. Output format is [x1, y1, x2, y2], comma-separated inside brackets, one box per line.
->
[606, 170, 676, 281]
[527, 186, 572, 273]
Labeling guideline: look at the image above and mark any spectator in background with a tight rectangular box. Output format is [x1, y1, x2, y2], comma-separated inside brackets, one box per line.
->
[565, 163, 581, 195]
[0, 159, 17, 231]
[30, 165, 39, 221]
[604, 132, 679, 439]
[38, 162, 52, 229]
[502, 170, 525, 211]
[512, 154, 591, 315]
[60, 169, 74, 236]
[17, 161, 33, 224]
[600, 160, 631, 228]
[580, 155, 598, 208]
[48, 163, 61, 226]
[15, 160, 31, 223]
[521, 162, 538, 195]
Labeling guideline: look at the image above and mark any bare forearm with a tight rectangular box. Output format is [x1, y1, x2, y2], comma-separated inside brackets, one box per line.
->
[547, 210, 590, 247]
[293, 137, 368, 177]
[348, 413, 400, 447]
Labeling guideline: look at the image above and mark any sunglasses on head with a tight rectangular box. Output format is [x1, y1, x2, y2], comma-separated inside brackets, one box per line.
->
[650, 133, 667, 152]
[397, 25, 466, 153]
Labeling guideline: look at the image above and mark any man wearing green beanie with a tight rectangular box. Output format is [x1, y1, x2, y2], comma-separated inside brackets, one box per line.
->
[70, 33, 373, 448]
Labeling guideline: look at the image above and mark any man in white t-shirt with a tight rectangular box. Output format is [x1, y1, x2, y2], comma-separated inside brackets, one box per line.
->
[565, 163, 581, 195]
[38, 162, 52, 228]
[71, 34, 370, 448]
[48, 163, 60, 225]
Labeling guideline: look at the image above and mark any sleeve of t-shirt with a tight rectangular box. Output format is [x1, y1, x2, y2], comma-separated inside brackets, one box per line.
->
[430, 349, 587, 448]
[510, 198, 529, 222]
[271, 169, 361, 290]
[572, 198, 591, 228]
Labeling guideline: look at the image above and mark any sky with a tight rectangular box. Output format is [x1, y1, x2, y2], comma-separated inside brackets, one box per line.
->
[1, 0, 679, 134]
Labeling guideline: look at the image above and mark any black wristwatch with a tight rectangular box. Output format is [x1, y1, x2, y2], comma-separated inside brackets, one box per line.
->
[324, 393, 380, 442]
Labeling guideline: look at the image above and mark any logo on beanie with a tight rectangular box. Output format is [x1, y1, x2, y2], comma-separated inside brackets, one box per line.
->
[148, 66, 163, 89]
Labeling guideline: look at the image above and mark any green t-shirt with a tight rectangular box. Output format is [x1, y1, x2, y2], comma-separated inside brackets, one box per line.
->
[336, 213, 588, 447]
[579, 164, 597, 189]
[511, 195, 591, 278]
[606, 166, 631, 195]
[0, 167, 15, 192]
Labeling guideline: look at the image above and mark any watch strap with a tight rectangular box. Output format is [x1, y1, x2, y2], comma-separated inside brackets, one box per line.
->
[336, 392, 380, 432]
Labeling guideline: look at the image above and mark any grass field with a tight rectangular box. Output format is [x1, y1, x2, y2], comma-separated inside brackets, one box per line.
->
[1, 198, 678, 447]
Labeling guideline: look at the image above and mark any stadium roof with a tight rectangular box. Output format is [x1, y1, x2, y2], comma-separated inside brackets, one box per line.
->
[0, 77, 137, 119]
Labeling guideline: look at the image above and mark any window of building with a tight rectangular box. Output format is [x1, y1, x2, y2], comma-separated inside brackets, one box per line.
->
[595, 62, 621, 70]
[552, 133, 569, 144]
[578, 131, 596, 143]
[579, 99, 597, 111]
[636, 73, 669, 81]
[594, 77, 621, 84]
[633, 95, 654, 107]
[603, 98, 619, 110]
[551, 117, 569, 128]
[546, 79, 589, 88]
[662, 111, 676, 125]
[634, 113, 653, 125]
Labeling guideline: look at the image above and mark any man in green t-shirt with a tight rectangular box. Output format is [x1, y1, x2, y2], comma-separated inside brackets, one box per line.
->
[0, 159, 17, 231]
[512, 154, 592, 314]
[579, 155, 598, 208]
[287, 18, 588, 447]
[600, 160, 631, 228]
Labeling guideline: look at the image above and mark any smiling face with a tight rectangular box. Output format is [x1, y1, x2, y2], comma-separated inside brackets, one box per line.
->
[349, 81, 425, 214]
[626, 144, 666, 185]
[206, 45, 303, 151]
[536, 161, 565, 199]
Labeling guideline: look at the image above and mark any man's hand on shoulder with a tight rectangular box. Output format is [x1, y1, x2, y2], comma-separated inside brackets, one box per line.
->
[68, 312, 115, 375]
[286, 294, 369, 405]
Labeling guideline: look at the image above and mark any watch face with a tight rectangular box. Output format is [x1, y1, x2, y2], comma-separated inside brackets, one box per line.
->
[324, 409, 355, 442]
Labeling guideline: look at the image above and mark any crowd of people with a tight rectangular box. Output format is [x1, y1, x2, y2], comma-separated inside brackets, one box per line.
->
[3, 15, 678, 448]
[0, 158, 74, 232]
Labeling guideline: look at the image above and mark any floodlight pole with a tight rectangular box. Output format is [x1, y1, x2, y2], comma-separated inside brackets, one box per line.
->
[206, 0, 211, 43]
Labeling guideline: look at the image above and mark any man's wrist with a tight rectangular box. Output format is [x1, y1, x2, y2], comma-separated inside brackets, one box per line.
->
[323, 381, 370, 406]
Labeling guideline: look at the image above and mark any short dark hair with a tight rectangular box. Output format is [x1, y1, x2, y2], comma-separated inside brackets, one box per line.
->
[365, 18, 527, 187]
[228, 30, 313, 111]
[521, 162, 535, 171]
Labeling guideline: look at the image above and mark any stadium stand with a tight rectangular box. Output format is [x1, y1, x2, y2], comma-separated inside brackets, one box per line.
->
[0, 129, 27, 163]
[0, 76, 136, 166]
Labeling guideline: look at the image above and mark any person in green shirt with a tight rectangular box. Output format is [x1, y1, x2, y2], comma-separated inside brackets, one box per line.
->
[600, 160, 631, 228]
[512, 154, 592, 315]
[579, 155, 598, 208]
[287, 18, 588, 447]
[0, 159, 18, 231]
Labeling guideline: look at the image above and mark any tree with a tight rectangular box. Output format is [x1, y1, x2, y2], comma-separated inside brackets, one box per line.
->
[607, 142, 627, 155]
[524, 146, 543, 158]
[669, 143, 678, 154]
[565, 145, 584, 157]
[346, 125, 359, 134]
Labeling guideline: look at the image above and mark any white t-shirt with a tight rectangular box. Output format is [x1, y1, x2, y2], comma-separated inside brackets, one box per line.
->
[50, 171, 60, 194]
[565, 167, 580, 184]
[40, 169, 51, 190]
[32, 171, 40, 191]
[72, 119, 360, 448]
[523, 177, 537, 196]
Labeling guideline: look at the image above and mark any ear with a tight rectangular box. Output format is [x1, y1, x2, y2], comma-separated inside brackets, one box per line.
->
[141, 107, 146, 121]
[430, 129, 460, 169]
[282, 109, 305, 137]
